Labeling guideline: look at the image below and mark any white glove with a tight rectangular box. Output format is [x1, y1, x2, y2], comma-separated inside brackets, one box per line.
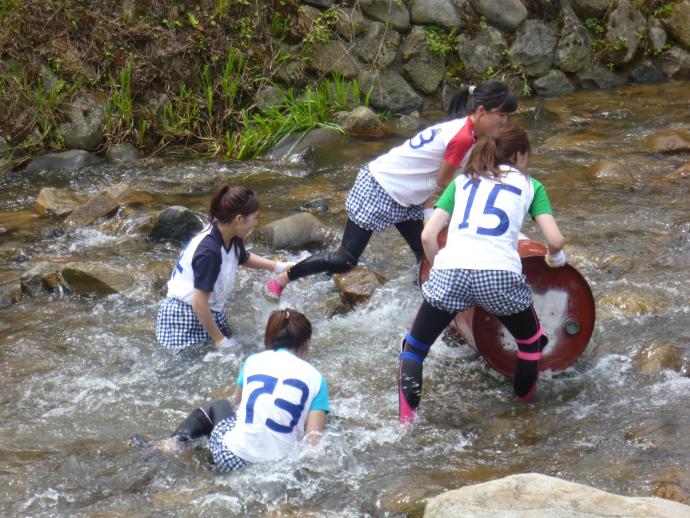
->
[545, 249, 566, 268]
[274, 261, 294, 274]
[423, 208, 434, 222]
[215, 336, 238, 350]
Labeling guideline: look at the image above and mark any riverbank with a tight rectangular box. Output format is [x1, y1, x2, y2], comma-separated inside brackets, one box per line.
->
[1, 0, 689, 172]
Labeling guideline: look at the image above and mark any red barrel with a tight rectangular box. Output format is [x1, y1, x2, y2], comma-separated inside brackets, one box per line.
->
[419, 230, 595, 376]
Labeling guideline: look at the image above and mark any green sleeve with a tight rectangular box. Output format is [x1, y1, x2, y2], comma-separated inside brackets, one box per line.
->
[434, 180, 457, 214]
[529, 178, 553, 217]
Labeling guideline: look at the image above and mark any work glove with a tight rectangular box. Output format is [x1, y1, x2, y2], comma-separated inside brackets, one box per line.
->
[545, 249, 566, 268]
[274, 261, 294, 274]
[215, 336, 238, 350]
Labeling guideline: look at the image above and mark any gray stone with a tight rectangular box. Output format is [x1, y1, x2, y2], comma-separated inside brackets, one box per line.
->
[423, 473, 690, 517]
[509, 20, 558, 77]
[61, 262, 138, 297]
[469, 0, 527, 31]
[290, 5, 321, 40]
[266, 127, 342, 162]
[252, 212, 328, 249]
[308, 39, 361, 78]
[663, 0, 690, 49]
[389, 114, 430, 137]
[630, 62, 667, 84]
[401, 27, 446, 94]
[334, 6, 367, 42]
[647, 19, 668, 54]
[458, 26, 507, 77]
[58, 96, 106, 150]
[106, 143, 142, 162]
[20, 261, 62, 296]
[67, 182, 152, 227]
[605, 0, 645, 64]
[555, 5, 591, 73]
[333, 266, 387, 304]
[332, 106, 388, 137]
[24, 150, 103, 173]
[254, 85, 287, 112]
[35, 187, 83, 218]
[533, 70, 575, 97]
[359, 0, 410, 31]
[655, 46, 690, 78]
[360, 69, 423, 115]
[356, 21, 400, 67]
[570, 0, 609, 19]
[576, 65, 625, 89]
[410, 0, 461, 28]
[149, 206, 204, 243]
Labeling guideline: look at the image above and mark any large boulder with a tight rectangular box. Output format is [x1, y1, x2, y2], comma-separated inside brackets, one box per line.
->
[576, 65, 626, 89]
[308, 39, 361, 78]
[35, 187, 83, 218]
[656, 47, 690, 78]
[359, 0, 410, 31]
[410, 0, 461, 28]
[508, 20, 558, 77]
[332, 266, 387, 304]
[555, 5, 591, 73]
[58, 96, 106, 150]
[360, 69, 423, 115]
[67, 182, 152, 227]
[334, 6, 367, 42]
[356, 21, 400, 67]
[23, 150, 103, 173]
[252, 212, 328, 249]
[533, 70, 575, 97]
[663, 0, 690, 49]
[20, 261, 62, 296]
[469, 0, 527, 31]
[457, 26, 507, 78]
[424, 473, 690, 517]
[605, 0, 645, 64]
[149, 206, 204, 243]
[585, 160, 636, 190]
[401, 26, 446, 95]
[571, 0, 609, 19]
[61, 262, 138, 297]
[332, 106, 388, 137]
[106, 143, 142, 162]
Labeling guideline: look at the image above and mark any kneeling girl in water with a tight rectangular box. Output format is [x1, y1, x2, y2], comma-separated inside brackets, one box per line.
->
[398, 125, 566, 423]
[153, 308, 329, 472]
[156, 185, 291, 351]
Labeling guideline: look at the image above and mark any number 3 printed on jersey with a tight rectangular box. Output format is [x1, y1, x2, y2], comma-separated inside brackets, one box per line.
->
[458, 179, 522, 236]
[408, 128, 438, 149]
[245, 374, 309, 434]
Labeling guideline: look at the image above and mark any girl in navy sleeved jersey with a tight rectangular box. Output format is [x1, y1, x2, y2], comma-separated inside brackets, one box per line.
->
[398, 125, 567, 423]
[141, 309, 329, 473]
[156, 185, 291, 351]
[265, 80, 518, 299]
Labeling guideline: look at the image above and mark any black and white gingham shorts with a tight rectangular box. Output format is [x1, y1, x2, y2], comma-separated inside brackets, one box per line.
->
[209, 416, 252, 473]
[422, 268, 532, 316]
[155, 297, 230, 350]
[345, 166, 424, 231]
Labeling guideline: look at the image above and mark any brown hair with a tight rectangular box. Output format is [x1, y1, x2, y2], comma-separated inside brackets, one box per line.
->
[464, 124, 531, 181]
[208, 185, 259, 224]
[264, 308, 312, 351]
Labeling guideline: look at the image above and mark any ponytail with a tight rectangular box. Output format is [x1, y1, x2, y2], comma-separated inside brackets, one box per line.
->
[448, 80, 517, 119]
[208, 185, 259, 224]
[464, 124, 530, 181]
[264, 308, 312, 351]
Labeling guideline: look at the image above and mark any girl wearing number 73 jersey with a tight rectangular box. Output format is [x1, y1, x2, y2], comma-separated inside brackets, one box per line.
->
[398, 125, 566, 423]
[150, 309, 329, 472]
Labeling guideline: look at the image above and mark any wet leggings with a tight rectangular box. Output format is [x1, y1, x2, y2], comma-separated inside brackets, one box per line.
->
[399, 302, 548, 412]
[287, 217, 424, 281]
[171, 400, 235, 442]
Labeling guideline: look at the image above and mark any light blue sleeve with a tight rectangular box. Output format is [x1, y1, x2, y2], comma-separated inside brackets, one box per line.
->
[235, 358, 249, 386]
[308, 377, 330, 413]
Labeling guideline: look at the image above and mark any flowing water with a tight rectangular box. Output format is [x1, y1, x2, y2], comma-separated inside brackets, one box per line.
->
[1, 81, 689, 517]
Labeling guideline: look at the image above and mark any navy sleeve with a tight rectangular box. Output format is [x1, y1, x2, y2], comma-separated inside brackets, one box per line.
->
[234, 238, 250, 265]
[191, 247, 222, 292]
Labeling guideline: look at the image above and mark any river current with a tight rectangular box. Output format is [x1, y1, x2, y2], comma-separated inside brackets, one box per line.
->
[0, 81, 689, 517]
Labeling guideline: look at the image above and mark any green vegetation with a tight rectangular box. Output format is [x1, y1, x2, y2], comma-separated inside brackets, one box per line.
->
[425, 26, 460, 57]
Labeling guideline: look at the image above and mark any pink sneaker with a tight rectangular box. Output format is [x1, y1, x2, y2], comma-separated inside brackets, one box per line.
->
[264, 278, 284, 300]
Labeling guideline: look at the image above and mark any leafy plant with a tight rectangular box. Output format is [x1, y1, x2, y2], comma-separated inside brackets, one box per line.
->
[425, 26, 459, 57]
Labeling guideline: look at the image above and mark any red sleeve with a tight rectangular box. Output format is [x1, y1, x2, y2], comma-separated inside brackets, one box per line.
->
[443, 122, 475, 166]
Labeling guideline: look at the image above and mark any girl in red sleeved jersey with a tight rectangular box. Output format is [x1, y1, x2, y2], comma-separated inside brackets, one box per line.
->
[265, 80, 518, 299]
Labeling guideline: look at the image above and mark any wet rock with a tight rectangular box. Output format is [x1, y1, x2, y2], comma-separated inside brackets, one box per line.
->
[599, 287, 669, 316]
[508, 20, 558, 77]
[634, 342, 685, 374]
[401, 26, 446, 95]
[0, 273, 22, 308]
[266, 127, 342, 162]
[410, 0, 461, 28]
[605, 0, 645, 64]
[149, 206, 204, 243]
[655, 47, 690, 79]
[300, 198, 329, 213]
[332, 266, 387, 304]
[360, 69, 423, 115]
[598, 254, 636, 277]
[630, 62, 667, 84]
[585, 160, 636, 191]
[654, 483, 690, 506]
[576, 65, 626, 89]
[457, 27, 508, 78]
[35, 187, 83, 218]
[20, 261, 62, 296]
[555, 5, 591, 73]
[61, 261, 137, 297]
[58, 96, 106, 150]
[308, 39, 361, 78]
[533, 70, 575, 97]
[359, 0, 410, 31]
[469, 0, 527, 31]
[663, 1, 690, 49]
[356, 21, 400, 68]
[106, 143, 142, 162]
[389, 113, 429, 137]
[66, 183, 152, 227]
[24, 150, 103, 173]
[662, 161, 690, 184]
[332, 106, 388, 137]
[645, 130, 690, 153]
[252, 213, 327, 249]
[424, 473, 690, 517]
[144, 260, 174, 297]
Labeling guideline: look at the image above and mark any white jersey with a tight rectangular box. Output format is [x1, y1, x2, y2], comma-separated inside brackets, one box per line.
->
[166, 223, 248, 312]
[223, 349, 329, 463]
[368, 117, 476, 207]
[433, 166, 535, 274]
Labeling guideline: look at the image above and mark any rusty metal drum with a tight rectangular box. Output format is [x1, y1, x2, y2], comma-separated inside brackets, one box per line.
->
[419, 230, 595, 377]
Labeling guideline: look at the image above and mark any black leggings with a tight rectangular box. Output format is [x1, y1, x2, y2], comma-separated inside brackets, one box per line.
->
[287, 217, 424, 281]
[171, 400, 235, 442]
[399, 302, 547, 410]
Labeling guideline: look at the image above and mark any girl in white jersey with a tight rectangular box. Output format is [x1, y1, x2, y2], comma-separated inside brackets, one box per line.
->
[156, 185, 291, 351]
[143, 309, 329, 473]
[265, 80, 518, 299]
[398, 125, 567, 423]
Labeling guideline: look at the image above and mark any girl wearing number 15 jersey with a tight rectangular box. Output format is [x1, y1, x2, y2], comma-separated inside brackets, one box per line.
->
[398, 125, 567, 423]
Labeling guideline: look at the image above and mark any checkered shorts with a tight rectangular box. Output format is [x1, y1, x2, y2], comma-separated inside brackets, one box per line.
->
[422, 268, 532, 316]
[209, 416, 251, 473]
[345, 166, 424, 231]
[155, 297, 230, 350]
